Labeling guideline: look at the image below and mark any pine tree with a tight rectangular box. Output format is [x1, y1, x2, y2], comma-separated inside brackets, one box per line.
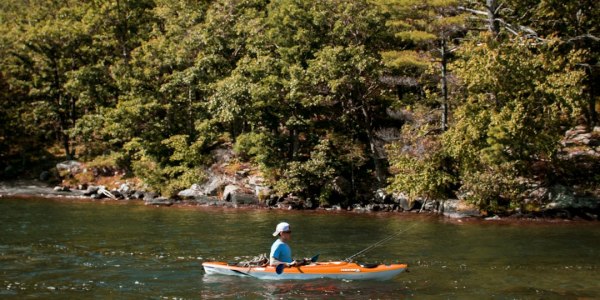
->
[377, 0, 469, 131]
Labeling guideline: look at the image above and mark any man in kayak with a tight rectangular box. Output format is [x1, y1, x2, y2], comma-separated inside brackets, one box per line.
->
[269, 222, 297, 267]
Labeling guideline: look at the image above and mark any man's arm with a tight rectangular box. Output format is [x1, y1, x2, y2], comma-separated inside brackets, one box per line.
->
[269, 257, 296, 267]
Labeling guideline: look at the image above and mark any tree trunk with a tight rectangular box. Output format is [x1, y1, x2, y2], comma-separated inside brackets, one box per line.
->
[486, 0, 500, 37]
[291, 128, 300, 159]
[588, 91, 597, 128]
[51, 55, 73, 159]
[440, 40, 449, 132]
[586, 66, 598, 128]
[116, 0, 130, 64]
[188, 83, 195, 138]
[360, 105, 386, 185]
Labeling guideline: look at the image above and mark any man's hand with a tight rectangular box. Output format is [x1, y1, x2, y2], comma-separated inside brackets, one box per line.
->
[287, 261, 298, 267]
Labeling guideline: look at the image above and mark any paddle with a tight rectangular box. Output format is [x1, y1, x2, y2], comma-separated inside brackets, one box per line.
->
[310, 254, 319, 263]
[275, 263, 285, 275]
[275, 254, 320, 275]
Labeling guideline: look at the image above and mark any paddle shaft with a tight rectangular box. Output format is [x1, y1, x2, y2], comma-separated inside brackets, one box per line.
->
[276, 254, 319, 275]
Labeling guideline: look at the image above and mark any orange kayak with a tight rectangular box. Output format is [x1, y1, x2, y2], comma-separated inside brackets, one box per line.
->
[202, 261, 407, 281]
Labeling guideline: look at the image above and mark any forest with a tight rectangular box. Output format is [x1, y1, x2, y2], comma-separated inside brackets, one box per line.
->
[1, 0, 598, 212]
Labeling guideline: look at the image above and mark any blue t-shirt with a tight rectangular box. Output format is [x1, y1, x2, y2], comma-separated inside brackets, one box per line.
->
[270, 239, 292, 263]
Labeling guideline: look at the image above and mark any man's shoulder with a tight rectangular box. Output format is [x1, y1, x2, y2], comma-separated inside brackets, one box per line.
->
[272, 239, 290, 249]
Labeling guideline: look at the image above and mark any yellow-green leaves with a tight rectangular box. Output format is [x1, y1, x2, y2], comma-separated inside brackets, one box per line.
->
[381, 50, 430, 74]
[387, 122, 455, 201]
[443, 37, 587, 208]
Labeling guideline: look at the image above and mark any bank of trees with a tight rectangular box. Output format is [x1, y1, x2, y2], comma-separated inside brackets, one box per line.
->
[1, 0, 597, 210]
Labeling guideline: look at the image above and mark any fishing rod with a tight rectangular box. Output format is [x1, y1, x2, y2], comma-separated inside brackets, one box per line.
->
[344, 223, 417, 262]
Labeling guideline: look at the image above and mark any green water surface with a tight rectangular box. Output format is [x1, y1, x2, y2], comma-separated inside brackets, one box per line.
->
[0, 197, 598, 299]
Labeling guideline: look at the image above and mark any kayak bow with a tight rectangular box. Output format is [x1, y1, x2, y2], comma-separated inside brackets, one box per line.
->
[202, 261, 407, 281]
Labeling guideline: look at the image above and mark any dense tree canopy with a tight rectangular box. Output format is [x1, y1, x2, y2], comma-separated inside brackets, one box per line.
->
[1, 0, 597, 209]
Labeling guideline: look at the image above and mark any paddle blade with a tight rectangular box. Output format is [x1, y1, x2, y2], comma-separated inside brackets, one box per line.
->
[275, 264, 284, 275]
[310, 254, 320, 263]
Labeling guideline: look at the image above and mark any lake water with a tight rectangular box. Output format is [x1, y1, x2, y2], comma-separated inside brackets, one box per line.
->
[0, 197, 599, 299]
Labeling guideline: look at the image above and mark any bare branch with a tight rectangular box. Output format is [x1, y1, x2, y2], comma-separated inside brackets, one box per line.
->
[457, 6, 487, 16]
[567, 34, 600, 43]
[459, 4, 543, 41]
[494, 2, 504, 15]
[379, 75, 419, 87]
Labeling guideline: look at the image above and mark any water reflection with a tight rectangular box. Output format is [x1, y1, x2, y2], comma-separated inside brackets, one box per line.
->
[1, 198, 599, 299]
[201, 274, 409, 299]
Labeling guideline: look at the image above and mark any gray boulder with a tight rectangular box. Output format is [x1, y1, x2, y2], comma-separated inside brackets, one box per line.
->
[145, 197, 173, 206]
[131, 190, 145, 199]
[53, 186, 70, 192]
[545, 185, 574, 208]
[199, 174, 227, 196]
[178, 184, 204, 199]
[374, 189, 393, 204]
[223, 184, 258, 205]
[56, 160, 82, 174]
[439, 199, 481, 218]
[39, 171, 51, 181]
[110, 190, 124, 199]
[97, 186, 117, 199]
[143, 192, 158, 201]
[118, 183, 131, 194]
[223, 185, 240, 201]
[390, 192, 416, 211]
[83, 186, 100, 196]
[231, 193, 259, 205]
[545, 185, 599, 211]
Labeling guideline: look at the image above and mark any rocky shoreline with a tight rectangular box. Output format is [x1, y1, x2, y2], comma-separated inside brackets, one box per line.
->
[2, 179, 598, 222]
[3, 125, 599, 221]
